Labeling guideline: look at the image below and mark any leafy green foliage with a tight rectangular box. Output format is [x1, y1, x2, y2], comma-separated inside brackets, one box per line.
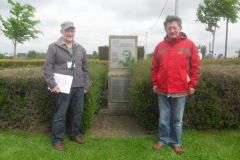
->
[35, 52, 46, 59]
[185, 65, 240, 129]
[26, 50, 37, 59]
[87, 51, 99, 60]
[196, 45, 207, 58]
[148, 52, 154, 58]
[0, 54, 5, 59]
[80, 63, 107, 130]
[130, 59, 158, 131]
[201, 59, 240, 65]
[98, 46, 109, 60]
[4, 56, 14, 59]
[137, 46, 144, 60]
[0, 0, 43, 57]
[196, 0, 240, 54]
[0, 76, 32, 125]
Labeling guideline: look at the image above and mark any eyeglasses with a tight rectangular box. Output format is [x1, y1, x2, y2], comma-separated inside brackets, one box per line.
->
[65, 29, 76, 33]
[166, 27, 178, 31]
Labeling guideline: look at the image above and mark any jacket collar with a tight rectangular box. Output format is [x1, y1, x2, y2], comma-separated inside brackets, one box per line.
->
[55, 37, 79, 48]
[164, 32, 187, 45]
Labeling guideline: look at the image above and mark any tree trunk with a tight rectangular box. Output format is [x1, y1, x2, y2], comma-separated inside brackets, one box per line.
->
[212, 26, 216, 59]
[13, 40, 17, 59]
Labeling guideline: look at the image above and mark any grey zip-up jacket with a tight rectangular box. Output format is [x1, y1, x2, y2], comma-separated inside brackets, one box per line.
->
[43, 37, 89, 90]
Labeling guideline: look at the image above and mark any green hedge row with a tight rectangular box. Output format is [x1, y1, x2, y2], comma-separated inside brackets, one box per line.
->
[80, 63, 107, 130]
[0, 63, 108, 132]
[137, 46, 144, 60]
[201, 59, 240, 65]
[0, 59, 45, 68]
[98, 46, 109, 60]
[130, 59, 240, 131]
[0, 59, 109, 69]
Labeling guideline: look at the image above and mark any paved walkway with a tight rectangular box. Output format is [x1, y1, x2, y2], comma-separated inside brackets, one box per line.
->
[88, 108, 152, 138]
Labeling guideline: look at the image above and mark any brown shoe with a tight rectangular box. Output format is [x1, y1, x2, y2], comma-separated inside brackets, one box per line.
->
[171, 146, 184, 155]
[73, 136, 85, 144]
[54, 143, 65, 151]
[152, 143, 164, 150]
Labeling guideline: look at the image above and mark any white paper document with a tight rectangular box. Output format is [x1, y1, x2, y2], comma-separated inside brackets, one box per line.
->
[50, 73, 73, 94]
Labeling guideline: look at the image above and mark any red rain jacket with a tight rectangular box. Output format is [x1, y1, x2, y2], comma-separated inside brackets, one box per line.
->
[152, 33, 201, 93]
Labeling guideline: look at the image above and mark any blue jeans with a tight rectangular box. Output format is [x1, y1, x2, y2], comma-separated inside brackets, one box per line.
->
[157, 94, 187, 146]
[52, 87, 84, 144]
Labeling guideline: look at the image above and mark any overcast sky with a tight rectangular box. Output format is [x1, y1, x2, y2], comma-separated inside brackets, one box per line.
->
[0, 0, 239, 58]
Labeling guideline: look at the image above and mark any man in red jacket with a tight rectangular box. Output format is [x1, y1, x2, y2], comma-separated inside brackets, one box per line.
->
[151, 15, 201, 154]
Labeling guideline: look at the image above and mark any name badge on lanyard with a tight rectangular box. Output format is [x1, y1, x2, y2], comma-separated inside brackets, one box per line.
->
[67, 61, 75, 69]
[66, 45, 75, 69]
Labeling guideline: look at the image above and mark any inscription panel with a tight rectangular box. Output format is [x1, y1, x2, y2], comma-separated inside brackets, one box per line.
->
[110, 77, 131, 102]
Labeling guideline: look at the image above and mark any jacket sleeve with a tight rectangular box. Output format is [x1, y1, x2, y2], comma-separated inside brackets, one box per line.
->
[188, 43, 201, 88]
[82, 49, 90, 90]
[152, 46, 159, 86]
[43, 44, 57, 89]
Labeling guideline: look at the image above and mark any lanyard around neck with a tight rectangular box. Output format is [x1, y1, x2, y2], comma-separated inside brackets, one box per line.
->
[66, 46, 74, 61]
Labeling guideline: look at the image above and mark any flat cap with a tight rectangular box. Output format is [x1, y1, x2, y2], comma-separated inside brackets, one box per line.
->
[61, 21, 75, 30]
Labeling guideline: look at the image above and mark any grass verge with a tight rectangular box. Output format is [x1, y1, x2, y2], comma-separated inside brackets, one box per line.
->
[0, 129, 239, 160]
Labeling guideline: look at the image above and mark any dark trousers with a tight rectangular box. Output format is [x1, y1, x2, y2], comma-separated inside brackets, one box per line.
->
[52, 87, 84, 144]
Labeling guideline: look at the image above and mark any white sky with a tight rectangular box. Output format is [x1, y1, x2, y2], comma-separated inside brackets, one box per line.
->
[0, 0, 239, 58]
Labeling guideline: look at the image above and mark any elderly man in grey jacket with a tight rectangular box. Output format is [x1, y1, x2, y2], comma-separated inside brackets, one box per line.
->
[43, 21, 89, 151]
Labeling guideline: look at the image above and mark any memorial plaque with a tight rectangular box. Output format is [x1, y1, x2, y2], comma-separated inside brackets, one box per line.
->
[110, 77, 131, 102]
[110, 39, 135, 68]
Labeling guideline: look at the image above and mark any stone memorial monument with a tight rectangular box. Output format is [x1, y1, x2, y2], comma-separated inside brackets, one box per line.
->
[108, 35, 138, 114]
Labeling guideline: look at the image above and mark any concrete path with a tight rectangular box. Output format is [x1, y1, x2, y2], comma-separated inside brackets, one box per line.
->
[88, 108, 152, 138]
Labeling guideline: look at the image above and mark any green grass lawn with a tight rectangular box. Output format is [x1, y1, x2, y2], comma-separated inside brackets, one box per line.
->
[0, 129, 239, 160]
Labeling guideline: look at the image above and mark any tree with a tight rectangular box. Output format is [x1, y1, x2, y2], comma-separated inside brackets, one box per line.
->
[87, 51, 99, 60]
[92, 51, 99, 59]
[35, 52, 46, 59]
[148, 52, 154, 58]
[197, 45, 207, 58]
[0, 0, 43, 58]
[196, 0, 240, 56]
[236, 49, 240, 58]
[0, 54, 5, 59]
[26, 50, 36, 59]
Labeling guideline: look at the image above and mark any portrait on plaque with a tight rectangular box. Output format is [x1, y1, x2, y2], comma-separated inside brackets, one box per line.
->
[111, 39, 135, 68]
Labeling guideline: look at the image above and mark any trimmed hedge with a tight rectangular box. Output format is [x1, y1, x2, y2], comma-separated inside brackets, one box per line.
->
[80, 63, 107, 130]
[0, 59, 45, 68]
[130, 59, 158, 131]
[0, 63, 108, 132]
[130, 59, 240, 131]
[185, 65, 240, 129]
[201, 59, 240, 65]
[98, 46, 109, 60]
[0, 59, 109, 69]
[137, 46, 144, 60]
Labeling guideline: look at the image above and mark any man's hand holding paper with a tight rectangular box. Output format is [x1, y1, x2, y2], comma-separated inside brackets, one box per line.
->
[51, 85, 61, 93]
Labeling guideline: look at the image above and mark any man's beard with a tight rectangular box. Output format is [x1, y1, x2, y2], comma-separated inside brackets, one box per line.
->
[63, 35, 73, 42]
[66, 37, 73, 42]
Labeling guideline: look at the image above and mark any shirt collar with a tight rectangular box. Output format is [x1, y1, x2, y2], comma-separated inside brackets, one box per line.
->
[61, 37, 75, 47]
